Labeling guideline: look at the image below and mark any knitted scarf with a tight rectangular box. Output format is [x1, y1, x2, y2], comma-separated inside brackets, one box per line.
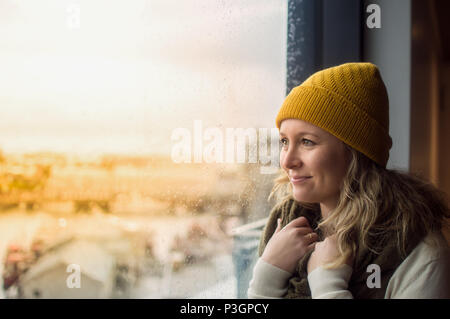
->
[258, 196, 425, 299]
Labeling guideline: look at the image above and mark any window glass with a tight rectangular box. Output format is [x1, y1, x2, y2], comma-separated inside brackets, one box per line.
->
[0, 0, 286, 298]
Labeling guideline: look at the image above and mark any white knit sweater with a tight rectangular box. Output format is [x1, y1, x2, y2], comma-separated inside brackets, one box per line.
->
[248, 231, 450, 299]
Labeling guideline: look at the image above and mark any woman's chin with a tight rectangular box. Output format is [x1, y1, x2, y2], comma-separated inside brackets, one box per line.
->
[292, 191, 315, 203]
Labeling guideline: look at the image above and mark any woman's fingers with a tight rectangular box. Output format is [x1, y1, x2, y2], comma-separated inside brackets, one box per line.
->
[304, 231, 319, 244]
[293, 226, 316, 237]
[274, 218, 282, 234]
[286, 216, 310, 228]
[276, 216, 319, 243]
[307, 241, 317, 251]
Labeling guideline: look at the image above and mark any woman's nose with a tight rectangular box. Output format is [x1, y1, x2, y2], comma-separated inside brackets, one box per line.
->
[281, 146, 302, 170]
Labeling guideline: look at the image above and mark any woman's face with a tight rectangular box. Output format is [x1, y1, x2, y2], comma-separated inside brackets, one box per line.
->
[279, 119, 351, 209]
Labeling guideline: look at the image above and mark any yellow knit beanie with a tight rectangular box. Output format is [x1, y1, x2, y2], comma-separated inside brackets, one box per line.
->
[276, 62, 392, 167]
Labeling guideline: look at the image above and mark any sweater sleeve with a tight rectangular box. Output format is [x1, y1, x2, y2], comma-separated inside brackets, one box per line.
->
[247, 257, 355, 299]
[247, 258, 293, 299]
[307, 265, 354, 299]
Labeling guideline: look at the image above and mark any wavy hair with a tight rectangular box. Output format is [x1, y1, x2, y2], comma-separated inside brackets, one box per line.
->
[268, 145, 450, 268]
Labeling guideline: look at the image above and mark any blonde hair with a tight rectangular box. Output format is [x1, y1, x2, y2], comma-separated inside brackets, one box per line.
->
[269, 145, 450, 269]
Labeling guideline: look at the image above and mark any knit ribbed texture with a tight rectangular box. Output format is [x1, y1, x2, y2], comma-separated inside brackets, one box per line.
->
[276, 62, 392, 167]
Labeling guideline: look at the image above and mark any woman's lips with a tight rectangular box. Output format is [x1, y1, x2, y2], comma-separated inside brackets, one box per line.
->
[290, 176, 312, 184]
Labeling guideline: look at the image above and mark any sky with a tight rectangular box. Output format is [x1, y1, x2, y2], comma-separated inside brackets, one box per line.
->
[0, 0, 287, 156]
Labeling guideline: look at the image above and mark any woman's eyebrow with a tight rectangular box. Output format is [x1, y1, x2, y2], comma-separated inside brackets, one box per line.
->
[279, 131, 319, 138]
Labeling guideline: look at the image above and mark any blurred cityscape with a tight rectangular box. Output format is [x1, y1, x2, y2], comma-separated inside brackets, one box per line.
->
[0, 149, 275, 298]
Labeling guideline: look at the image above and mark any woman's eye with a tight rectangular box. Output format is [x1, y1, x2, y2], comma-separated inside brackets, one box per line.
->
[279, 138, 315, 147]
[302, 138, 315, 146]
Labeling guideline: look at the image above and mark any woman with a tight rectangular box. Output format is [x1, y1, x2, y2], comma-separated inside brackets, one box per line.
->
[247, 62, 450, 299]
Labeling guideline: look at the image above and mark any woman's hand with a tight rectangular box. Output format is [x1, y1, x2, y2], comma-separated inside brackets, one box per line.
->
[261, 216, 319, 274]
[307, 234, 353, 274]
